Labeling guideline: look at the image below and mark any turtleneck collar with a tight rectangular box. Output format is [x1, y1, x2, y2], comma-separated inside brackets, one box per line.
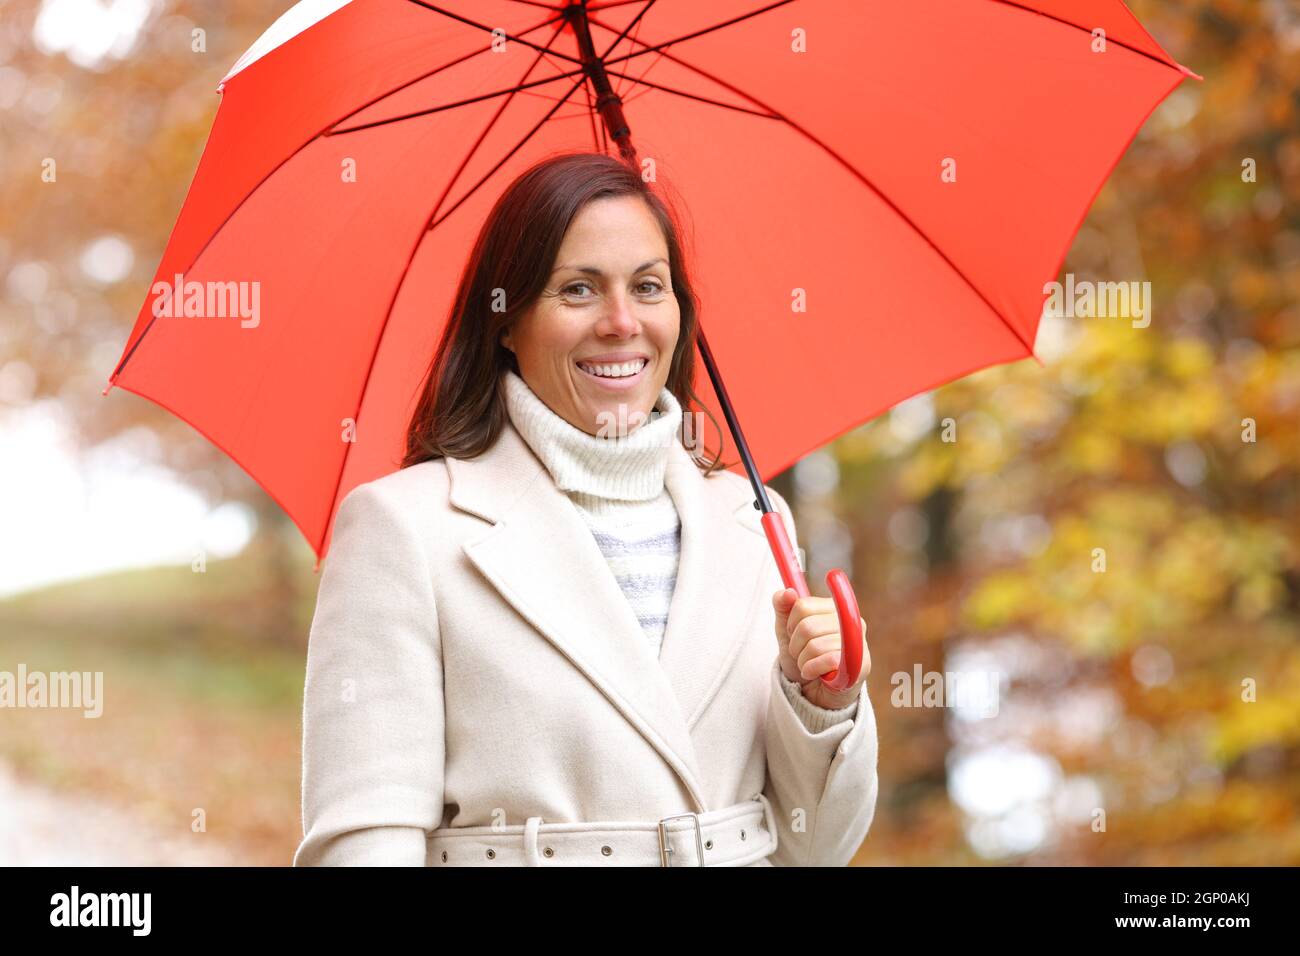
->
[502, 367, 684, 502]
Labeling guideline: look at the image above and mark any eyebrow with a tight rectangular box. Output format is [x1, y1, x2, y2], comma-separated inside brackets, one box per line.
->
[551, 257, 667, 277]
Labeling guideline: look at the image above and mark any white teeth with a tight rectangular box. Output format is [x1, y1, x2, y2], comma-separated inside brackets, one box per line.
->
[577, 359, 647, 378]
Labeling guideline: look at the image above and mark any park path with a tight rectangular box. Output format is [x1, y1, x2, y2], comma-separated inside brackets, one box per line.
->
[0, 758, 247, 865]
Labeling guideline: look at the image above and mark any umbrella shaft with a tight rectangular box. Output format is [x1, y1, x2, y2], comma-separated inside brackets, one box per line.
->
[695, 325, 773, 516]
[566, 2, 770, 516]
[567, 2, 635, 164]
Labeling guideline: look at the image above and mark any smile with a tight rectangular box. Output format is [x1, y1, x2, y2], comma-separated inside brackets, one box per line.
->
[575, 358, 649, 390]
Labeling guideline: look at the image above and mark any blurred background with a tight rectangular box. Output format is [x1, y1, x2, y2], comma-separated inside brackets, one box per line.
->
[0, 0, 1296, 866]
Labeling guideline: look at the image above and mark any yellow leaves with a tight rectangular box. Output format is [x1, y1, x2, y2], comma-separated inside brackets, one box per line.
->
[1126, 378, 1226, 442]
[1235, 346, 1277, 392]
[1199, 783, 1293, 832]
[834, 424, 880, 467]
[1063, 602, 1126, 654]
[1162, 337, 1215, 381]
[1052, 514, 1096, 553]
[963, 569, 1035, 630]
[1233, 573, 1286, 620]
[951, 411, 1011, 479]
[1067, 376, 1227, 452]
[1063, 428, 1124, 475]
[1150, 514, 1234, 609]
[958, 492, 1296, 651]
[1092, 488, 1179, 530]
[897, 440, 953, 500]
[895, 408, 1017, 499]
[989, 380, 1066, 435]
[1210, 667, 1300, 764]
[1054, 324, 1238, 446]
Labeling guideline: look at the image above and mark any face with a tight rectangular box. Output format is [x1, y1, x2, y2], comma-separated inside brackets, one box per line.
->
[501, 194, 680, 437]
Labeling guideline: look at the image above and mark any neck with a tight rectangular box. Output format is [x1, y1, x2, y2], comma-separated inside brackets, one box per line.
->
[502, 368, 684, 501]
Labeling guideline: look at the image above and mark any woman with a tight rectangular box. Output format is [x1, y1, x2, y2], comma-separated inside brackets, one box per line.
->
[294, 152, 878, 867]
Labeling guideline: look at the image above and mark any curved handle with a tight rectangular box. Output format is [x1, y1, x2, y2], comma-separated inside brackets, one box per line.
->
[760, 511, 864, 692]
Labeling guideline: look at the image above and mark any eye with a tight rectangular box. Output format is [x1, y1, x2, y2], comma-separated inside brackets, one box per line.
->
[561, 281, 594, 298]
[636, 278, 667, 295]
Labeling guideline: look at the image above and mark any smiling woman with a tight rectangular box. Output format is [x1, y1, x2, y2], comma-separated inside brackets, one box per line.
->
[499, 197, 681, 439]
[401, 151, 722, 470]
[294, 151, 878, 868]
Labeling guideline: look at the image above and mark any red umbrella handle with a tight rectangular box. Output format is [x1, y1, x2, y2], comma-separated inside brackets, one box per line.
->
[760, 511, 864, 692]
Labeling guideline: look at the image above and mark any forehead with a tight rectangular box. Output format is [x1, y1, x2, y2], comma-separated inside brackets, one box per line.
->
[555, 195, 667, 264]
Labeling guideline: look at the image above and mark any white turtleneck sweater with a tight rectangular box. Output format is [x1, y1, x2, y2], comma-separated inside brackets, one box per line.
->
[502, 368, 858, 731]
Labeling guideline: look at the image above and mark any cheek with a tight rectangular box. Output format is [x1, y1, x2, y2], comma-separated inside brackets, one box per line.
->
[550, 322, 587, 366]
[657, 307, 682, 352]
[519, 307, 579, 364]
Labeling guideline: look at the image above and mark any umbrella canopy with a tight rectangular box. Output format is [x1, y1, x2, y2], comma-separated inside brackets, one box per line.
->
[105, 0, 1198, 567]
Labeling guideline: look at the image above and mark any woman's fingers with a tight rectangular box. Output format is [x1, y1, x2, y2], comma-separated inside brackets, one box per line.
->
[774, 593, 871, 685]
[789, 619, 843, 679]
[772, 588, 797, 644]
[797, 642, 844, 681]
[782, 595, 833, 637]
[801, 627, 873, 684]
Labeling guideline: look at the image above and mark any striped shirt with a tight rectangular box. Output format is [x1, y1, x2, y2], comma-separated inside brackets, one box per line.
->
[502, 367, 683, 658]
[570, 490, 681, 658]
[501, 368, 857, 728]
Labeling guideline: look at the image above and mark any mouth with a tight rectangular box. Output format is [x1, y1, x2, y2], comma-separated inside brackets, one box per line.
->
[574, 357, 650, 391]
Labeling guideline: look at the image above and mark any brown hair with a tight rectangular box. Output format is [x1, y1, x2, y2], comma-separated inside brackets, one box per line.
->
[401, 150, 729, 474]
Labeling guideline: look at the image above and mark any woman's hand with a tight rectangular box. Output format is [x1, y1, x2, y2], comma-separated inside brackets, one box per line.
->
[772, 588, 871, 711]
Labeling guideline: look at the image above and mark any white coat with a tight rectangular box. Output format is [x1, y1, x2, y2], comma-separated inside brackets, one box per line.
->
[293, 412, 879, 866]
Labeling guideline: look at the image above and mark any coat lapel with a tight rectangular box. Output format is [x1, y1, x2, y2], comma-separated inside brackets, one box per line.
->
[657, 438, 773, 731]
[444, 415, 772, 813]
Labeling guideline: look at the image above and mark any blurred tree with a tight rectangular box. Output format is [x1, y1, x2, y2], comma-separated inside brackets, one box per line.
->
[823, 0, 1299, 863]
[1, 1, 309, 644]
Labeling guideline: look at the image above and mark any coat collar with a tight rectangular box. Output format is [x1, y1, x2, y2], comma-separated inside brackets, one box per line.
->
[445, 414, 772, 812]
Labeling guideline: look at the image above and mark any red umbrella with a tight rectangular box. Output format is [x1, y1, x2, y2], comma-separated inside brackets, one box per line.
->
[104, 0, 1197, 690]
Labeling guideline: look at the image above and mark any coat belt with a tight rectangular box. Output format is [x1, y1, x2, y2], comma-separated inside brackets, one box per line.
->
[426, 793, 778, 867]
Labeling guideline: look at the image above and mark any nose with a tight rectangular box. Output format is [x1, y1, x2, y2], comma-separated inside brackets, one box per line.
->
[595, 289, 640, 338]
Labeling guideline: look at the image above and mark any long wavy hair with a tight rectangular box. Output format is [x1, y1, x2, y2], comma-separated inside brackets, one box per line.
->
[401, 150, 729, 475]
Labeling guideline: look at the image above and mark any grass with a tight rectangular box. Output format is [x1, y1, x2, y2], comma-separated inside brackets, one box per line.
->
[0, 545, 320, 865]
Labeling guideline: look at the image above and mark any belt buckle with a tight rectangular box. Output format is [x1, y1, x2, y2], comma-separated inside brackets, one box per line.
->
[657, 811, 705, 867]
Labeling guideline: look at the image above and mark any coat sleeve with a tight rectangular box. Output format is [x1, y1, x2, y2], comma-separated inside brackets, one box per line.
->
[778, 668, 860, 730]
[761, 487, 880, 867]
[293, 481, 445, 866]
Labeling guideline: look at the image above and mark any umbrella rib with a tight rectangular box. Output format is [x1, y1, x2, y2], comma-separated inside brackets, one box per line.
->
[597, 0, 1191, 79]
[626, 8, 648, 95]
[602, 69, 780, 119]
[590, 13, 779, 116]
[599, 0, 656, 62]
[516, 87, 591, 106]
[427, 74, 590, 231]
[618, 54, 665, 102]
[602, 0, 796, 68]
[609, 3, 650, 97]
[587, 9, 665, 104]
[619, 80, 657, 108]
[404, 0, 585, 66]
[320, 73, 591, 552]
[329, 68, 585, 135]
[993, 0, 1196, 76]
[590, 9, 790, 119]
[110, 11, 570, 383]
[593, 21, 1040, 356]
[588, 4, 784, 127]
[324, 9, 568, 132]
[429, 16, 571, 226]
